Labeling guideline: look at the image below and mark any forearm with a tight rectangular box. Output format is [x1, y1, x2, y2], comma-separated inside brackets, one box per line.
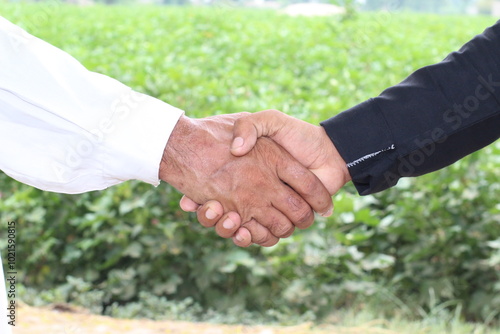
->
[0, 16, 183, 193]
[322, 20, 500, 195]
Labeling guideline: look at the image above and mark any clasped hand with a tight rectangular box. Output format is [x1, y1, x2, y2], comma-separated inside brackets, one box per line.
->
[161, 110, 351, 247]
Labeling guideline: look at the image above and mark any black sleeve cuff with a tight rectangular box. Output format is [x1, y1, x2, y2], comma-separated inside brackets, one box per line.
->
[321, 99, 399, 195]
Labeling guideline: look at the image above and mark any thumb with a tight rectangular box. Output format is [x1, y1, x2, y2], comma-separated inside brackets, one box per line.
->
[230, 109, 283, 157]
[230, 116, 259, 157]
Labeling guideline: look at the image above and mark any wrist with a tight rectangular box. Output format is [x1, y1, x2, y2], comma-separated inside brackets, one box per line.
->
[159, 115, 194, 187]
[318, 125, 352, 194]
[329, 137, 352, 184]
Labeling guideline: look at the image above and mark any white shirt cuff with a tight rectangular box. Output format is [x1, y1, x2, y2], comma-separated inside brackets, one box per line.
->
[100, 91, 184, 188]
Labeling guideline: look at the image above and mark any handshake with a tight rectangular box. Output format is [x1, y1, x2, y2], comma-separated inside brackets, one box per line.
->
[159, 109, 352, 248]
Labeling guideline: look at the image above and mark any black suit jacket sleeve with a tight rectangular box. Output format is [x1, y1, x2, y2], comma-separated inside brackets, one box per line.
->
[321, 21, 500, 196]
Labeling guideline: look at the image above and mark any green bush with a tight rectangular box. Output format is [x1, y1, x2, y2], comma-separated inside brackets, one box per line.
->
[0, 4, 498, 325]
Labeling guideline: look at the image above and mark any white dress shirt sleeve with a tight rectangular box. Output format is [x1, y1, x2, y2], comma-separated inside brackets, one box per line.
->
[0, 16, 184, 194]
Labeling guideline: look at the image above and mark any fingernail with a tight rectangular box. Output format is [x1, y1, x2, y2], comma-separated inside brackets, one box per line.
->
[321, 207, 333, 217]
[235, 233, 244, 242]
[206, 208, 218, 220]
[232, 137, 244, 149]
[222, 218, 235, 230]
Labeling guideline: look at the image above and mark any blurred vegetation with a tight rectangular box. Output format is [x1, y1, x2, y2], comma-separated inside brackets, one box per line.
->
[360, 0, 475, 14]
[0, 3, 499, 328]
[0, 0, 480, 15]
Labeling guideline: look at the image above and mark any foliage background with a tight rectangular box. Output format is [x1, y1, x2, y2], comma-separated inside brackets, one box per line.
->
[0, 3, 499, 327]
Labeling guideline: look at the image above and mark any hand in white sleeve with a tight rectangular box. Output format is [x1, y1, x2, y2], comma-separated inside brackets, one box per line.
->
[0, 16, 334, 246]
[0, 16, 184, 194]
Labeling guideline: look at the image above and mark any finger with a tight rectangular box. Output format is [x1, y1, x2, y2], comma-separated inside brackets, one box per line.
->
[241, 219, 280, 247]
[195, 200, 225, 228]
[231, 117, 259, 157]
[271, 185, 316, 230]
[231, 109, 285, 156]
[214, 211, 242, 238]
[232, 227, 253, 247]
[179, 195, 201, 212]
[277, 158, 334, 219]
[252, 208, 296, 239]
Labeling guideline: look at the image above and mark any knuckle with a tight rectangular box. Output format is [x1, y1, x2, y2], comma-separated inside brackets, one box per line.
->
[252, 232, 271, 245]
[264, 212, 296, 238]
[275, 198, 312, 228]
[293, 208, 314, 228]
[280, 225, 295, 238]
[261, 238, 279, 247]
[271, 221, 295, 238]
[286, 193, 311, 217]
[242, 220, 269, 244]
[301, 174, 321, 195]
[284, 194, 314, 227]
[285, 192, 305, 211]
[288, 168, 319, 196]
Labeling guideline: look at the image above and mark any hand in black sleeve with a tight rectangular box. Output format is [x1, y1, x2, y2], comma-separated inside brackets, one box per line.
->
[321, 21, 500, 195]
